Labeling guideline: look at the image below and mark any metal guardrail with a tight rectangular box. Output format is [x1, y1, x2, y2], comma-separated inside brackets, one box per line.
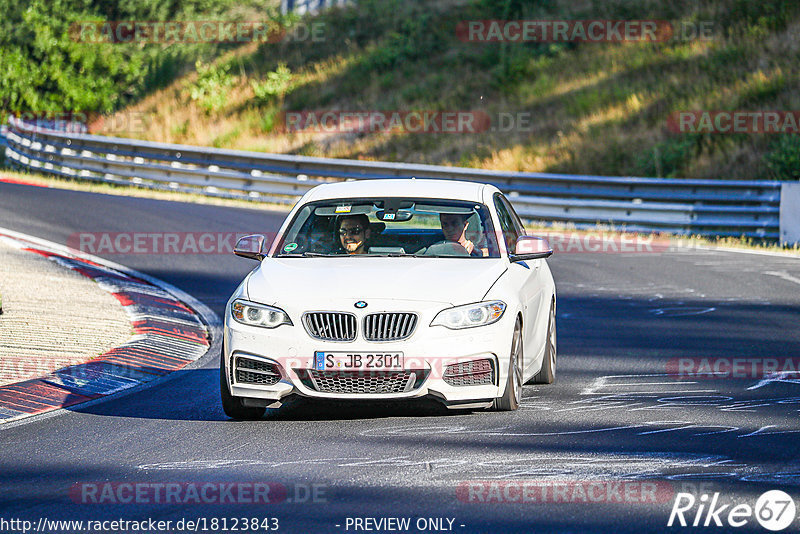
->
[2, 116, 784, 239]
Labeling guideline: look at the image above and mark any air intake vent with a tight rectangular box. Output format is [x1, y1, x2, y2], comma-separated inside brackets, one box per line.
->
[363, 312, 418, 341]
[234, 357, 281, 386]
[302, 312, 357, 341]
[306, 370, 417, 394]
[443, 359, 494, 387]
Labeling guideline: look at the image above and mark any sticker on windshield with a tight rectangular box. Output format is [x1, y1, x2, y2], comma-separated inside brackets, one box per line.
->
[335, 205, 352, 214]
[383, 213, 396, 220]
[283, 242, 298, 252]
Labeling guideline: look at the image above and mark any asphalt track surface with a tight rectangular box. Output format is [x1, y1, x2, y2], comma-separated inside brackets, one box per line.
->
[1, 181, 800, 533]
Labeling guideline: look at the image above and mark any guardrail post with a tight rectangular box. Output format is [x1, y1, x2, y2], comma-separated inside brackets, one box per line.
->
[780, 182, 800, 245]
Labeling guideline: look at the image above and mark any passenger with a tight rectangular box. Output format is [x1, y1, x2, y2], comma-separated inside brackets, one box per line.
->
[439, 212, 486, 257]
[336, 214, 372, 255]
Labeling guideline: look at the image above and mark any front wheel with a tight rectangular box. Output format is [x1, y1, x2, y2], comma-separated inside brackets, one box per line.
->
[532, 301, 556, 384]
[220, 348, 265, 420]
[493, 319, 523, 411]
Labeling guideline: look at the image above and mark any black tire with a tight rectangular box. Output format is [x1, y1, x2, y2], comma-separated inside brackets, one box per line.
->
[493, 319, 523, 411]
[220, 348, 265, 420]
[532, 301, 556, 384]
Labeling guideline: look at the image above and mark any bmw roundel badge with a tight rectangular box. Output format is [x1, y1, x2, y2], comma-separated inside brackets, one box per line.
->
[354, 301, 368, 309]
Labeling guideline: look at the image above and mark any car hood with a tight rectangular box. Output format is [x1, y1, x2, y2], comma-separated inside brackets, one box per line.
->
[246, 257, 507, 307]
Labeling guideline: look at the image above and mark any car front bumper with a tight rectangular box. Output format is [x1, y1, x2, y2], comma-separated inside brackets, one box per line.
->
[223, 299, 516, 408]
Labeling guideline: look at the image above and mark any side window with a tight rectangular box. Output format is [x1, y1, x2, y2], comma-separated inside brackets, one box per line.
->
[493, 194, 519, 254]
[501, 195, 526, 237]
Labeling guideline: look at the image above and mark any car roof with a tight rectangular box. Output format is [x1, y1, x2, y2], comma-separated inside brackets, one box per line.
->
[302, 178, 498, 204]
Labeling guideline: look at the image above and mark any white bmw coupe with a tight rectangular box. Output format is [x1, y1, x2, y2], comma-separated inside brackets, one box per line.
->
[221, 179, 556, 419]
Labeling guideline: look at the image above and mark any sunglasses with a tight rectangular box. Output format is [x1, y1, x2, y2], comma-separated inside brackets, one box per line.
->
[338, 226, 365, 236]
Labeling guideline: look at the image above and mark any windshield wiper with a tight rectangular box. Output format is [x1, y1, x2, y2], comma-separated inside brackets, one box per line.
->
[277, 252, 334, 257]
[365, 252, 423, 257]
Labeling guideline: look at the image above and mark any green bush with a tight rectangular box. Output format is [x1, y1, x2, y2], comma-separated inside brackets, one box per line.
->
[766, 136, 800, 180]
[189, 61, 235, 114]
[636, 137, 698, 178]
[0, 0, 274, 116]
[250, 64, 292, 105]
[0, 0, 125, 114]
[259, 105, 280, 133]
[212, 127, 241, 148]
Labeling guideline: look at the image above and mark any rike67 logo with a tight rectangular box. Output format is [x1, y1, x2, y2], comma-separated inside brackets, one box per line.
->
[668, 490, 797, 531]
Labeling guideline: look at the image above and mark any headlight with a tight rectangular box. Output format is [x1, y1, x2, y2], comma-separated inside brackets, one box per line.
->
[231, 299, 292, 329]
[431, 300, 506, 329]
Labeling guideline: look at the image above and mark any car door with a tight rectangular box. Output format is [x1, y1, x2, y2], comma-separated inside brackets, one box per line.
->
[493, 193, 547, 378]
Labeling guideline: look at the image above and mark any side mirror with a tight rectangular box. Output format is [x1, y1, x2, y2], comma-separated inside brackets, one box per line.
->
[234, 234, 266, 261]
[511, 236, 553, 261]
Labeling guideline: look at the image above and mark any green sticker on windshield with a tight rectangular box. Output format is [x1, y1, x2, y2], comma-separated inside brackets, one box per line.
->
[283, 242, 298, 252]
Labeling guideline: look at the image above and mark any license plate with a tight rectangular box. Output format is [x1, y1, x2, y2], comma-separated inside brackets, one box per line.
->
[314, 352, 403, 371]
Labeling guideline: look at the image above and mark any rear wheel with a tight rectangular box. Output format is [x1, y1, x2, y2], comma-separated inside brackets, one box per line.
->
[220, 347, 265, 420]
[532, 301, 556, 384]
[493, 319, 523, 411]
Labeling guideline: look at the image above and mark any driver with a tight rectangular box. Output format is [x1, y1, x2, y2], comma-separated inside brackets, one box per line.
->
[336, 214, 372, 255]
[439, 213, 485, 257]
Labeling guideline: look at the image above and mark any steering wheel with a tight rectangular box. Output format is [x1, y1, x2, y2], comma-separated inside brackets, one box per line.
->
[422, 241, 470, 256]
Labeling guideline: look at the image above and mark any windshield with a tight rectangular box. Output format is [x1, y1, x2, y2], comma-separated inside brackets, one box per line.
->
[275, 197, 501, 258]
